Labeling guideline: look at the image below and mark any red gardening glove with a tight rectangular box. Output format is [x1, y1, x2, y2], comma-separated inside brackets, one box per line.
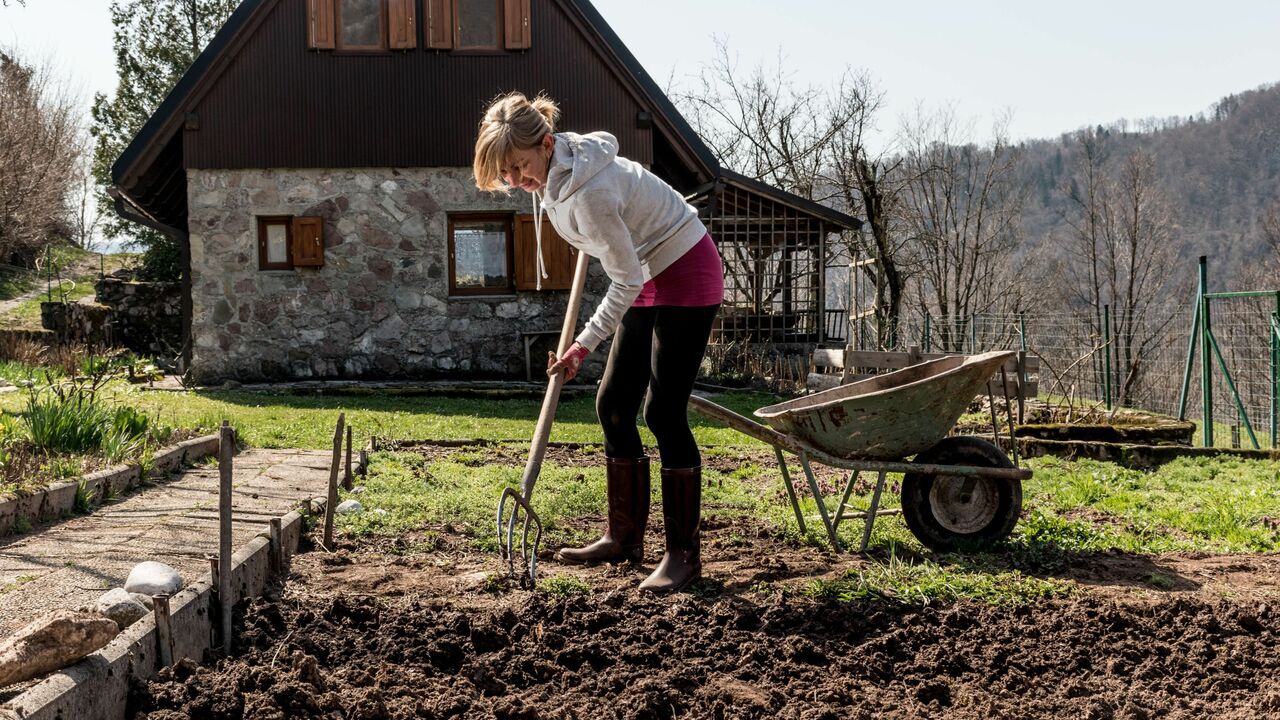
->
[547, 342, 589, 382]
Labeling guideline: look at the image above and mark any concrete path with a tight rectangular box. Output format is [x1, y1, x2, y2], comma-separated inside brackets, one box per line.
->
[0, 449, 331, 638]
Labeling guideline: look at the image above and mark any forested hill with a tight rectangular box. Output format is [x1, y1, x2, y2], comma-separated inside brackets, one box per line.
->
[1016, 82, 1280, 290]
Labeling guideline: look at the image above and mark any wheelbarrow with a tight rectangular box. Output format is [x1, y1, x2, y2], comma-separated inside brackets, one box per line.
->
[689, 351, 1032, 552]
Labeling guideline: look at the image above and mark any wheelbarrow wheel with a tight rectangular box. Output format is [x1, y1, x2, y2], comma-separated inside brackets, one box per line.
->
[901, 436, 1021, 552]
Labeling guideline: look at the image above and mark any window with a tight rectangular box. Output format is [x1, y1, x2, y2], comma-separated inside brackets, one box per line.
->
[257, 216, 326, 270]
[447, 212, 573, 294]
[456, 0, 498, 49]
[424, 0, 529, 50]
[258, 217, 293, 270]
[308, 0, 417, 51]
[448, 214, 514, 295]
[339, 0, 383, 50]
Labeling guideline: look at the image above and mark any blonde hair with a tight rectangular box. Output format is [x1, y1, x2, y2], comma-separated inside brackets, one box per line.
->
[473, 91, 561, 192]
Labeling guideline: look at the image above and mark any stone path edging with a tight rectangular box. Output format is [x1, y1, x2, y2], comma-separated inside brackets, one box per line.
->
[0, 435, 220, 537]
[0, 497, 322, 720]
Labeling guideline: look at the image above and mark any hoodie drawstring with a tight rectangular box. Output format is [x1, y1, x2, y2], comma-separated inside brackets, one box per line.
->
[532, 191, 548, 291]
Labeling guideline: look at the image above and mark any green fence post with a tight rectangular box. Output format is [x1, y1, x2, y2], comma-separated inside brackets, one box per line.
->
[1271, 306, 1279, 450]
[1177, 300, 1200, 421]
[1103, 304, 1112, 410]
[923, 314, 932, 353]
[969, 314, 977, 354]
[1018, 313, 1027, 352]
[1200, 256, 1213, 447]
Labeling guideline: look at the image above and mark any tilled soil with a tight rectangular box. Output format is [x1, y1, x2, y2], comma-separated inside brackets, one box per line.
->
[128, 441, 1280, 719]
[131, 579, 1279, 720]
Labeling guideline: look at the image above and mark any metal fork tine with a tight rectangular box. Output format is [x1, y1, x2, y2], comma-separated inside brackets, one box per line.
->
[497, 486, 543, 588]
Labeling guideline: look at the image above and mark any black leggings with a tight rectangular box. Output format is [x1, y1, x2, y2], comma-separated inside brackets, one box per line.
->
[596, 304, 720, 468]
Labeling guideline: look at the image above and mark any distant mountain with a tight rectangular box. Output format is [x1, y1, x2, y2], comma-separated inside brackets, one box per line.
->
[1016, 82, 1280, 291]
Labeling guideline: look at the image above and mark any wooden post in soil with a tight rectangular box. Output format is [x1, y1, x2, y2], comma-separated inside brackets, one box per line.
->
[153, 594, 174, 667]
[323, 413, 345, 550]
[218, 421, 234, 655]
[343, 425, 353, 490]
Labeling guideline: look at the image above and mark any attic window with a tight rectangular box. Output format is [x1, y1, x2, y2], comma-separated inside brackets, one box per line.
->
[339, 0, 382, 49]
[424, 0, 529, 50]
[457, 0, 498, 49]
[308, 0, 417, 51]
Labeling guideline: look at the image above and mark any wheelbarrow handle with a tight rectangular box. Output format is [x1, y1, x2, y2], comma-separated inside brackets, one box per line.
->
[519, 250, 591, 500]
[687, 395, 805, 455]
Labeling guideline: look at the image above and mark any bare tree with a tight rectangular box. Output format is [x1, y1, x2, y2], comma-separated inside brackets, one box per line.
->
[0, 50, 81, 264]
[1060, 131, 1179, 405]
[674, 37, 849, 202]
[72, 147, 102, 251]
[826, 72, 909, 349]
[898, 106, 1028, 351]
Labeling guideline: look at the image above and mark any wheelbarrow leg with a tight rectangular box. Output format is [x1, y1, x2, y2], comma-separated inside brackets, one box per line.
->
[859, 470, 887, 553]
[774, 447, 807, 535]
[833, 470, 859, 533]
[799, 450, 841, 551]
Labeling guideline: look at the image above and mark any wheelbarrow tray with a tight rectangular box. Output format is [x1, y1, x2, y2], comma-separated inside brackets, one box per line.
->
[754, 350, 1017, 460]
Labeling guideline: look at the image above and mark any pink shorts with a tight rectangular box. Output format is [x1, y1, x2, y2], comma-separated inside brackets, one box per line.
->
[632, 233, 724, 307]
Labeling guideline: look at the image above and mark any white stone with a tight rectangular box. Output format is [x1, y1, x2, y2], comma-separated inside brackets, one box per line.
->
[351, 486, 366, 494]
[95, 588, 149, 630]
[130, 592, 155, 610]
[123, 561, 184, 596]
[496, 302, 520, 319]
[380, 180, 399, 194]
[395, 289, 422, 310]
[372, 509, 389, 517]
[380, 197, 407, 222]
[336, 499, 363, 514]
[0, 611, 119, 687]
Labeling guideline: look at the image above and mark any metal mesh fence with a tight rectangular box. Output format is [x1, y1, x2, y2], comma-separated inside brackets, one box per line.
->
[851, 305, 1279, 449]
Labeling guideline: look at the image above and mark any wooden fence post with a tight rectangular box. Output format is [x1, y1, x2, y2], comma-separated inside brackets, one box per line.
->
[323, 413, 345, 550]
[218, 421, 233, 655]
[153, 594, 173, 667]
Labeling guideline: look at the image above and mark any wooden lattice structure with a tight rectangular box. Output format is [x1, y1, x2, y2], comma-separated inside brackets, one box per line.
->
[704, 171, 859, 348]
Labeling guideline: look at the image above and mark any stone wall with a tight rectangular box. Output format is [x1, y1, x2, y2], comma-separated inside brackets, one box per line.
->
[187, 168, 609, 383]
[36, 279, 182, 359]
[95, 278, 183, 358]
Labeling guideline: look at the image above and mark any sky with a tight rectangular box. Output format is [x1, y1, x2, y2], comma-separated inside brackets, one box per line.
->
[4, 0, 1279, 142]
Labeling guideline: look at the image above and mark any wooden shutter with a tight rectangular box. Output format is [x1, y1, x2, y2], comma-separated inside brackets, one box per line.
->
[514, 215, 574, 290]
[425, 0, 454, 49]
[504, 0, 531, 50]
[307, 0, 335, 50]
[388, 0, 417, 49]
[292, 217, 325, 267]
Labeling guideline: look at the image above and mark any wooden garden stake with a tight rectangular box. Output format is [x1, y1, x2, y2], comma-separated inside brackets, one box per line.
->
[218, 421, 233, 655]
[154, 594, 174, 667]
[323, 413, 345, 550]
[269, 517, 283, 574]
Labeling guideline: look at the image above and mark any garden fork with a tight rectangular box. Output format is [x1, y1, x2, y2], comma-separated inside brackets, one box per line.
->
[497, 249, 590, 588]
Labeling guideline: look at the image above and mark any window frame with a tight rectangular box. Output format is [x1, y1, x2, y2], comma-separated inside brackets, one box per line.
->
[452, 0, 503, 53]
[447, 212, 516, 296]
[257, 216, 295, 271]
[336, 0, 388, 53]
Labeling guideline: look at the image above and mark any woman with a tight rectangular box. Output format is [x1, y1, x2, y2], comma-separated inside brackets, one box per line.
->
[474, 92, 722, 593]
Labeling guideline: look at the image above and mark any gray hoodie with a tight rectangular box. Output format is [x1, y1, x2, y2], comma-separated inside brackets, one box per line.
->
[538, 131, 708, 351]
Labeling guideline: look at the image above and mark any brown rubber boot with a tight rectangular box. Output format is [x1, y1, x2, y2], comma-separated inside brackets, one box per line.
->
[555, 456, 650, 564]
[639, 466, 702, 593]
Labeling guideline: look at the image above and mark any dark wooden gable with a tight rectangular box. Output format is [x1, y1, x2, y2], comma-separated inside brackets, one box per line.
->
[181, 0, 654, 171]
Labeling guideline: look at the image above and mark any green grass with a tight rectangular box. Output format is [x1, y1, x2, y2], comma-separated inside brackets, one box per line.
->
[32, 385, 779, 451]
[802, 550, 1075, 606]
[1020, 455, 1280, 553]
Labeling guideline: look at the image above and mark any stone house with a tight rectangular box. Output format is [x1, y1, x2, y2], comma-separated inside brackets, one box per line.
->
[110, 0, 860, 383]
